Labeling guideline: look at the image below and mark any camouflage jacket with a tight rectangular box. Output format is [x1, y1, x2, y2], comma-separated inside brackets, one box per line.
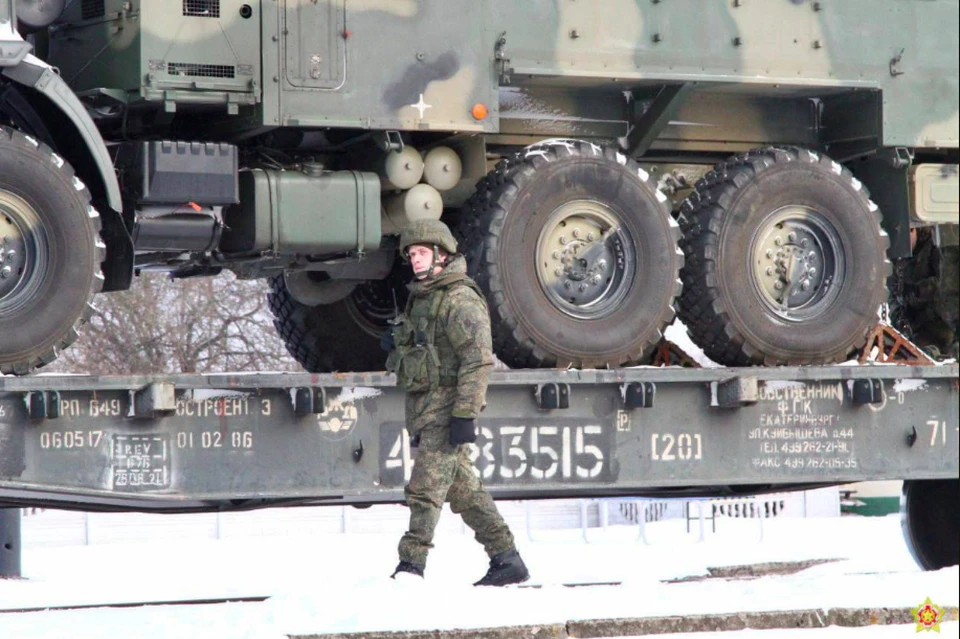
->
[389, 255, 494, 419]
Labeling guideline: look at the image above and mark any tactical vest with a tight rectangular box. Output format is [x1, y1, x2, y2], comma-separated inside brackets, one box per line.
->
[387, 274, 486, 393]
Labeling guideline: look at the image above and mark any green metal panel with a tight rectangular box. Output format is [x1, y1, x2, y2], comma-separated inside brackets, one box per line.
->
[270, 169, 380, 254]
[140, 0, 260, 106]
[271, 0, 497, 132]
[47, 0, 142, 93]
[47, 0, 260, 110]
[283, 0, 345, 90]
[223, 168, 381, 255]
[486, 0, 956, 149]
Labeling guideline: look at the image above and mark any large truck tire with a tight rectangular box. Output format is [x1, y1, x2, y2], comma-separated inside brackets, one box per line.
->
[0, 126, 105, 375]
[268, 275, 399, 373]
[677, 146, 891, 366]
[457, 140, 682, 369]
[901, 479, 959, 570]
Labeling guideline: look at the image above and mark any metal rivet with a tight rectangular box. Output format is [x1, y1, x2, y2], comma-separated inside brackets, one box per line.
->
[1, 266, 11, 279]
[587, 232, 595, 241]
[559, 235, 567, 244]
[552, 250, 561, 259]
[774, 281, 783, 290]
[801, 281, 810, 291]
[808, 251, 817, 259]
[766, 249, 774, 259]
[554, 268, 563, 276]
[775, 237, 783, 246]
[579, 283, 587, 292]
[809, 268, 817, 276]
[801, 239, 808, 247]
[569, 29, 580, 39]
[573, 229, 581, 238]
[765, 267, 774, 276]
[564, 281, 571, 289]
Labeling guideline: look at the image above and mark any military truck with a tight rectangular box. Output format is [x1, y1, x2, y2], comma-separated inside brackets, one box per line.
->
[1, 0, 957, 375]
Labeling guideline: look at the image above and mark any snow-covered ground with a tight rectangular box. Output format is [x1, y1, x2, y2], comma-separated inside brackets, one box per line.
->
[1, 507, 957, 638]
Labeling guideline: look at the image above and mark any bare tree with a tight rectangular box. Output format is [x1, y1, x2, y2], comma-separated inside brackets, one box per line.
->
[50, 273, 299, 375]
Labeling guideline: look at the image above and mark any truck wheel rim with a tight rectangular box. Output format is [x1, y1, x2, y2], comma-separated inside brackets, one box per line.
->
[535, 200, 635, 320]
[749, 205, 845, 322]
[348, 279, 398, 337]
[0, 190, 49, 313]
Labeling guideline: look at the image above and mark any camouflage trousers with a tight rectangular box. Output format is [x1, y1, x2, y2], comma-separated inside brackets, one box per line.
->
[398, 391, 515, 567]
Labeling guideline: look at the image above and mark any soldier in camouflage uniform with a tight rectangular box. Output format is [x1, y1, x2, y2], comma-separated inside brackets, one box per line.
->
[383, 219, 530, 586]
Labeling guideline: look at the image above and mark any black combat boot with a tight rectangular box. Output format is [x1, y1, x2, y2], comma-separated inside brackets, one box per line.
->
[391, 560, 425, 579]
[473, 548, 530, 586]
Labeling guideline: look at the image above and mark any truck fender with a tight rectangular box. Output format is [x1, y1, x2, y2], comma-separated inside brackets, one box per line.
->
[2, 54, 133, 291]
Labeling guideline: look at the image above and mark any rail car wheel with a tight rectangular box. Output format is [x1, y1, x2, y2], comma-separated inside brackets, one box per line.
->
[268, 269, 407, 373]
[457, 140, 681, 369]
[901, 479, 959, 570]
[0, 126, 105, 375]
[677, 146, 890, 366]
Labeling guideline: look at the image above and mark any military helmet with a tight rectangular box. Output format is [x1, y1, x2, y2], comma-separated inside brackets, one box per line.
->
[400, 219, 458, 256]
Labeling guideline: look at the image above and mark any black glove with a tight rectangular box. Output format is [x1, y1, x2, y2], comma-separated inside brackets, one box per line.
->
[380, 328, 395, 352]
[448, 416, 477, 445]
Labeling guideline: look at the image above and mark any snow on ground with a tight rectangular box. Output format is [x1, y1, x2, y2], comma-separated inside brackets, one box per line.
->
[663, 320, 722, 368]
[0, 510, 957, 639]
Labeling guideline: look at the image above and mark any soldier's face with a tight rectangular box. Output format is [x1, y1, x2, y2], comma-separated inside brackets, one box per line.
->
[408, 245, 445, 279]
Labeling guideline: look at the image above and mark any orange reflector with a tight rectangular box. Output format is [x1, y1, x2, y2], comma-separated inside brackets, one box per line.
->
[188, 202, 202, 212]
[472, 103, 488, 120]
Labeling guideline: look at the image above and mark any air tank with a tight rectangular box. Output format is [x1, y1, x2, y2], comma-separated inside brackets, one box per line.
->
[379, 147, 424, 191]
[381, 184, 443, 235]
[16, 0, 66, 31]
[421, 146, 463, 191]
